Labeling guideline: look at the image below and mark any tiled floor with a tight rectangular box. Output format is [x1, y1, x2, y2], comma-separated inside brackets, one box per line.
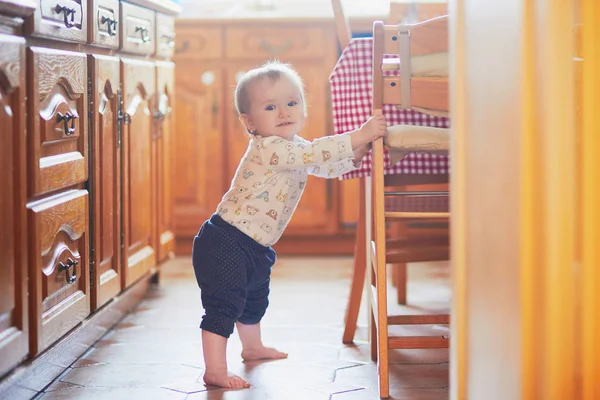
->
[39, 256, 450, 399]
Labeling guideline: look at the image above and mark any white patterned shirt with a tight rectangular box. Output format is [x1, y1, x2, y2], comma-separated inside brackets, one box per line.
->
[215, 132, 359, 246]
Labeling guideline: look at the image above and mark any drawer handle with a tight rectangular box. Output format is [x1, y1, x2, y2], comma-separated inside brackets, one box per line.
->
[59, 258, 78, 284]
[135, 26, 150, 43]
[162, 33, 176, 48]
[101, 15, 118, 36]
[55, 3, 76, 28]
[174, 40, 189, 54]
[57, 111, 78, 136]
[259, 39, 292, 54]
[152, 111, 163, 140]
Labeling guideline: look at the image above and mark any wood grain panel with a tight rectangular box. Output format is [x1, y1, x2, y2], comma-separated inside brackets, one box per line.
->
[120, 1, 155, 55]
[173, 62, 226, 237]
[28, 47, 87, 197]
[90, 54, 121, 310]
[155, 61, 174, 262]
[121, 58, 156, 288]
[29, 0, 87, 43]
[155, 12, 174, 59]
[0, 33, 28, 378]
[89, 0, 119, 49]
[27, 189, 89, 355]
[173, 26, 222, 61]
[225, 27, 328, 60]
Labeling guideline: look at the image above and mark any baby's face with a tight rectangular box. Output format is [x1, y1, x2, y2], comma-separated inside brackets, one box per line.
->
[241, 77, 305, 140]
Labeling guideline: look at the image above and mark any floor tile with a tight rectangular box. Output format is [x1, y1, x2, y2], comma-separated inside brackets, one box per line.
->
[30, 256, 450, 399]
[60, 363, 202, 387]
[40, 387, 187, 399]
[332, 387, 449, 400]
[83, 342, 204, 367]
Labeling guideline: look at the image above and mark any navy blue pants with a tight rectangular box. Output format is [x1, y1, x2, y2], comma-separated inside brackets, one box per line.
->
[192, 214, 276, 338]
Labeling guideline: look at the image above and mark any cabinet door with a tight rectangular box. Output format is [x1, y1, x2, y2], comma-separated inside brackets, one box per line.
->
[225, 63, 336, 235]
[285, 62, 337, 234]
[90, 55, 121, 310]
[28, 47, 88, 197]
[0, 34, 28, 377]
[224, 66, 253, 190]
[27, 190, 90, 355]
[121, 58, 156, 288]
[173, 62, 226, 243]
[155, 61, 175, 262]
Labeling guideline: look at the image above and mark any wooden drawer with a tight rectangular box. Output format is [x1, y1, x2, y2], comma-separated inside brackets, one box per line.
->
[225, 27, 327, 60]
[89, 0, 119, 48]
[155, 12, 175, 58]
[27, 189, 90, 354]
[30, 0, 87, 43]
[28, 47, 88, 197]
[120, 1, 155, 55]
[173, 26, 222, 60]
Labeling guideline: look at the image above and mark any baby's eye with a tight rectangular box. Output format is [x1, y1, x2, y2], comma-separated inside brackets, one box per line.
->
[265, 105, 275, 111]
[288, 101, 298, 107]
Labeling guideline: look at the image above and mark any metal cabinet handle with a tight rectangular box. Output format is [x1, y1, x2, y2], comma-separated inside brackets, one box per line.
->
[259, 39, 293, 54]
[55, 3, 76, 28]
[162, 33, 176, 48]
[59, 258, 78, 284]
[135, 26, 150, 43]
[57, 111, 78, 136]
[101, 15, 118, 36]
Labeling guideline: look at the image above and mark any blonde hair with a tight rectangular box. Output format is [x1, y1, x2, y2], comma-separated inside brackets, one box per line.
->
[234, 60, 307, 116]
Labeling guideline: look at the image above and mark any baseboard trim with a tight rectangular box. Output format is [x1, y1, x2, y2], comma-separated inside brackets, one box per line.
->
[0, 270, 155, 400]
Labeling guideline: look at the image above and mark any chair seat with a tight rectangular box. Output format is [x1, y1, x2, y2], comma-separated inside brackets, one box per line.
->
[384, 194, 449, 219]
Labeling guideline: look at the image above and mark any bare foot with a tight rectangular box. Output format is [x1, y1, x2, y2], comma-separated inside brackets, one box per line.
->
[241, 346, 288, 361]
[203, 369, 250, 389]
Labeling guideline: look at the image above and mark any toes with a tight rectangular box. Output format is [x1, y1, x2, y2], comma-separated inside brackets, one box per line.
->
[232, 378, 243, 388]
[231, 377, 249, 388]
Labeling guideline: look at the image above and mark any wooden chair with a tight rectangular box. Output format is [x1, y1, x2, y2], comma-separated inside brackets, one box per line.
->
[368, 19, 451, 399]
[330, 0, 412, 309]
[331, 0, 351, 49]
[342, 15, 451, 346]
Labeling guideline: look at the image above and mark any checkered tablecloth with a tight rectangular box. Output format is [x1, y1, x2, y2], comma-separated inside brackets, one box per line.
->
[329, 38, 451, 180]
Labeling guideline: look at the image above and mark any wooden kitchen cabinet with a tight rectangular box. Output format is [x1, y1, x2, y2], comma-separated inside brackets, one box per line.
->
[0, 33, 29, 378]
[28, 47, 88, 197]
[172, 62, 226, 245]
[0, 0, 180, 391]
[121, 58, 157, 288]
[27, 189, 90, 355]
[26, 46, 90, 356]
[173, 20, 345, 253]
[155, 61, 175, 262]
[89, 54, 121, 311]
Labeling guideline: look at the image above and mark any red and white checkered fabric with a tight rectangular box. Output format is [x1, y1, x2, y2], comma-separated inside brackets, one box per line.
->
[329, 38, 451, 180]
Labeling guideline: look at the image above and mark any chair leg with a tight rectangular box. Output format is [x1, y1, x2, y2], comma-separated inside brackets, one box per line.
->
[343, 178, 367, 344]
[370, 306, 378, 362]
[390, 219, 408, 304]
[394, 263, 407, 304]
[376, 252, 390, 398]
